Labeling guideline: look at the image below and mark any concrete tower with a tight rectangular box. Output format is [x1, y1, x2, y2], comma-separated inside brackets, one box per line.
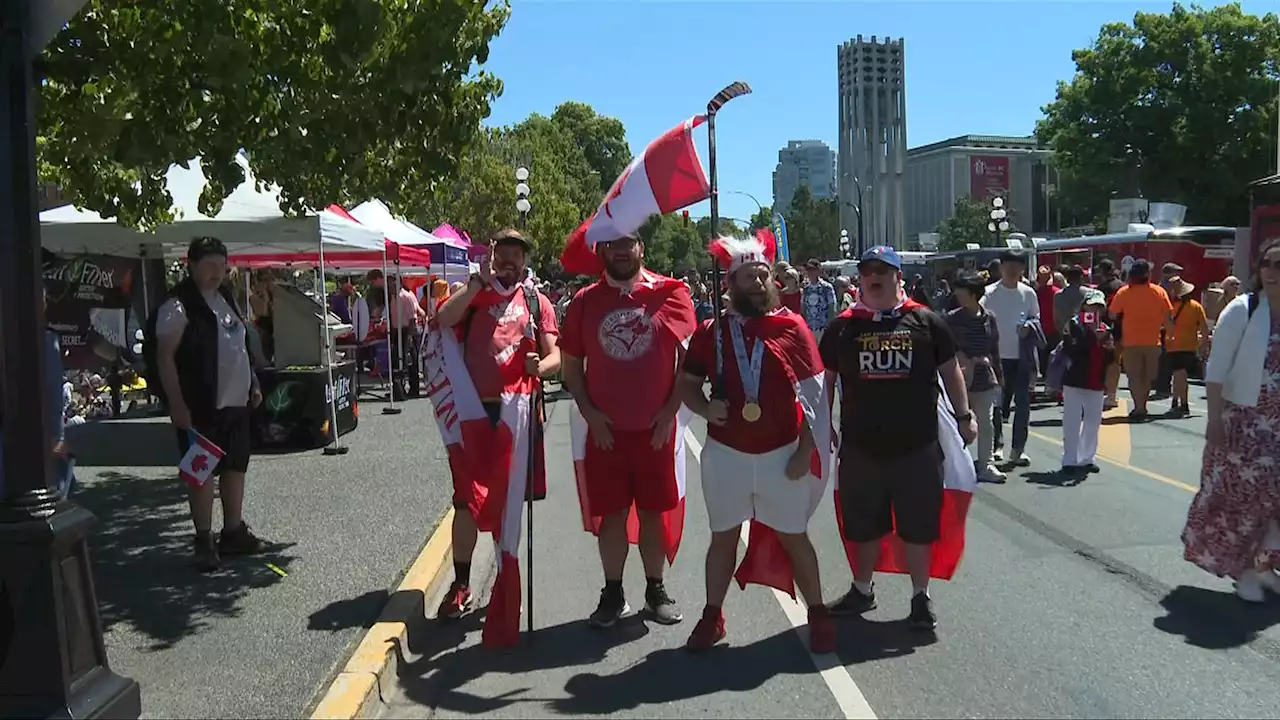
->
[837, 35, 907, 251]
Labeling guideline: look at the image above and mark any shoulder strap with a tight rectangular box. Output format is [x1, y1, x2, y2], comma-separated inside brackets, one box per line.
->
[524, 285, 541, 334]
[1248, 292, 1261, 320]
[1172, 298, 1188, 323]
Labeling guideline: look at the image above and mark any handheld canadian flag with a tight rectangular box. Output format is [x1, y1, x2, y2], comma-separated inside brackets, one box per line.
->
[560, 115, 710, 275]
[179, 431, 225, 490]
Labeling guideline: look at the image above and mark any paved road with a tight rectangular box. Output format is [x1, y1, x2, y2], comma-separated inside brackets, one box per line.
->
[379, 382, 1280, 719]
[72, 392, 453, 719]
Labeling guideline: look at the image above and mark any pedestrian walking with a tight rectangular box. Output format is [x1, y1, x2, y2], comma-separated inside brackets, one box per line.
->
[946, 272, 1005, 483]
[1058, 289, 1116, 477]
[983, 249, 1040, 467]
[1183, 237, 1280, 602]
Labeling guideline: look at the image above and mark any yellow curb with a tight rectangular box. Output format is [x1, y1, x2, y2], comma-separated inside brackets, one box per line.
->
[310, 507, 456, 720]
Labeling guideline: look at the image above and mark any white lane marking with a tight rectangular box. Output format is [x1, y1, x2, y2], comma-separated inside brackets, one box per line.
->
[683, 429, 878, 720]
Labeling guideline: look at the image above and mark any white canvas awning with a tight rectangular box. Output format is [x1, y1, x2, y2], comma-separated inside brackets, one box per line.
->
[40, 154, 384, 258]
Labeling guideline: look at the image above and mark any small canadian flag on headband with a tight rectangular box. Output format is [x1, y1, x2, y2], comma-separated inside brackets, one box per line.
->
[708, 228, 778, 275]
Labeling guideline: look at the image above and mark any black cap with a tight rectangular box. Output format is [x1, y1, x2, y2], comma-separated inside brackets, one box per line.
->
[187, 236, 227, 264]
[1162, 261, 1183, 274]
[491, 228, 533, 252]
[1129, 259, 1152, 278]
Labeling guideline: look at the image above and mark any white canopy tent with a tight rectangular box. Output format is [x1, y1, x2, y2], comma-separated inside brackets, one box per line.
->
[39, 153, 385, 259]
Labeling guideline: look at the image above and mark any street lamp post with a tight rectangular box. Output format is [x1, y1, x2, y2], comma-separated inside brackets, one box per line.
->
[0, 0, 141, 716]
[845, 175, 867, 256]
[988, 195, 1011, 247]
[839, 229, 851, 259]
[515, 166, 531, 230]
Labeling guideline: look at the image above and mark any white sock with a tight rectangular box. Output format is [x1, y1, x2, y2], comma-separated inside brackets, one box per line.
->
[854, 581, 873, 595]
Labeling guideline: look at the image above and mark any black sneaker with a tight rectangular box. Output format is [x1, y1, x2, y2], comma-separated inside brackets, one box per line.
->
[909, 592, 937, 631]
[829, 583, 877, 616]
[219, 522, 266, 556]
[644, 581, 684, 625]
[193, 532, 222, 572]
[588, 585, 630, 629]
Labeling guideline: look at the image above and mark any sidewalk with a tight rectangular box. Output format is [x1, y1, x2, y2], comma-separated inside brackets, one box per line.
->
[377, 393, 843, 720]
[70, 396, 454, 719]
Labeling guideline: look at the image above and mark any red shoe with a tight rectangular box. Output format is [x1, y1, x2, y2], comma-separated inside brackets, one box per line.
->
[808, 604, 836, 654]
[685, 606, 726, 653]
[436, 582, 473, 622]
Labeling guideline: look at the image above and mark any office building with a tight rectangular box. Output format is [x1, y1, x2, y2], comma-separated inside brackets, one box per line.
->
[902, 134, 1057, 245]
[837, 35, 907, 250]
[772, 140, 836, 213]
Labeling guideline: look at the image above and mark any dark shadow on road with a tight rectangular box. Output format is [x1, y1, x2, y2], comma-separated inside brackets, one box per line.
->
[76, 470, 297, 649]
[395, 612, 656, 715]
[1154, 585, 1280, 650]
[835, 615, 937, 665]
[1029, 419, 1063, 428]
[1024, 469, 1085, 488]
[308, 590, 390, 631]
[67, 418, 180, 467]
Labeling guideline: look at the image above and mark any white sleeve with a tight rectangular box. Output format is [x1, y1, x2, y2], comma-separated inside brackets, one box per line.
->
[154, 298, 188, 340]
[1025, 287, 1040, 319]
[1205, 296, 1248, 385]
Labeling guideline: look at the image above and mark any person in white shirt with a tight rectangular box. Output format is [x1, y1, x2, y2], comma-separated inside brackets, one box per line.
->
[981, 249, 1040, 467]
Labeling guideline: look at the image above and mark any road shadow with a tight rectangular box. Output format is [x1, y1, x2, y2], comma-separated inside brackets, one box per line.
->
[1023, 469, 1085, 488]
[308, 589, 391, 632]
[1153, 584, 1280, 650]
[835, 615, 937, 665]
[1030, 419, 1063, 428]
[67, 418, 179, 467]
[75, 470, 297, 649]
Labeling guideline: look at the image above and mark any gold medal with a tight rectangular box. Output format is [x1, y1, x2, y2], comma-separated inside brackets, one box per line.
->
[741, 402, 762, 422]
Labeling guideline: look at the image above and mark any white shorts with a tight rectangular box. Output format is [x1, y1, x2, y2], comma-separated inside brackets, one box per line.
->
[700, 438, 814, 535]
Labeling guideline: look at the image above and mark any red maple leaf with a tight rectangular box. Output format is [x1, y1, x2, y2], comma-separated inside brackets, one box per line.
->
[191, 453, 209, 474]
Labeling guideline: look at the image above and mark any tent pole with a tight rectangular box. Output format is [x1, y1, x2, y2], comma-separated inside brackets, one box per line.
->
[381, 249, 401, 415]
[319, 246, 348, 456]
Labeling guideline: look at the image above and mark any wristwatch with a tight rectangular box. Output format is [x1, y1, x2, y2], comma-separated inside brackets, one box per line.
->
[954, 410, 973, 423]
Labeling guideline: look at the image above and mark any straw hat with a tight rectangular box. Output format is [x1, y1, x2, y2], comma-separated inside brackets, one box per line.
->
[1170, 277, 1195, 299]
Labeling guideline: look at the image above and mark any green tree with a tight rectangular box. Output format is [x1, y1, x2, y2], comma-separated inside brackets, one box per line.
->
[551, 102, 632, 195]
[1036, 2, 1280, 227]
[783, 186, 840, 262]
[748, 204, 774, 231]
[38, 0, 509, 228]
[936, 198, 1017, 251]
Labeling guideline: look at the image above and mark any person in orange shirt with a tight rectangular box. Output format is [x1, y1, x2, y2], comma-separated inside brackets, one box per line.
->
[1164, 277, 1209, 417]
[1108, 260, 1173, 420]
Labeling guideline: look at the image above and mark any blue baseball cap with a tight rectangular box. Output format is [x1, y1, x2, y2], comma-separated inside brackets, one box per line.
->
[859, 245, 902, 270]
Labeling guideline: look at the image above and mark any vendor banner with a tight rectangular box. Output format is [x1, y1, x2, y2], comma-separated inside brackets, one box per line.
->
[42, 253, 141, 370]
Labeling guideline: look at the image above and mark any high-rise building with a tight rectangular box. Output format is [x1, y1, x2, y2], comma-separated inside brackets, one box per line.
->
[837, 35, 907, 251]
[772, 140, 836, 213]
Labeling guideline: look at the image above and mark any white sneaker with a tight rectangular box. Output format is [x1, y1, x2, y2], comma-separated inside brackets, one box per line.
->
[1237, 570, 1267, 603]
[979, 464, 1007, 483]
[1009, 449, 1030, 467]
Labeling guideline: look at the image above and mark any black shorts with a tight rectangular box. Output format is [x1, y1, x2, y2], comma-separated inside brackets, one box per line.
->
[838, 441, 944, 545]
[175, 406, 252, 476]
[1168, 351, 1200, 373]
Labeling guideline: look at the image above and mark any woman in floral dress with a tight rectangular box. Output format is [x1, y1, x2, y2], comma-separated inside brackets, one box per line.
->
[1183, 238, 1280, 602]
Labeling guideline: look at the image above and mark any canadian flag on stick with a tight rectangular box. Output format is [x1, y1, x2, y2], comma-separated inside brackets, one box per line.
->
[179, 431, 225, 490]
[560, 115, 710, 275]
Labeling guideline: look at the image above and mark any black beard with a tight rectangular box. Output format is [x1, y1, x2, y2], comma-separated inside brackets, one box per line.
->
[604, 257, 641, 282]
[729, 283, 779, 317]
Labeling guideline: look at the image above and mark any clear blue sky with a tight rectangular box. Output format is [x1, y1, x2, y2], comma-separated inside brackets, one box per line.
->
[478, 0, 1276, 225]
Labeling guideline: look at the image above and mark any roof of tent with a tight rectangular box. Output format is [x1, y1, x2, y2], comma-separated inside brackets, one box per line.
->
[348, 199, 439, 246]
[38, 154, 383, 258]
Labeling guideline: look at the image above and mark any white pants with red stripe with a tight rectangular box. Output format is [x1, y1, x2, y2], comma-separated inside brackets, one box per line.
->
[700, 439, 810, 535]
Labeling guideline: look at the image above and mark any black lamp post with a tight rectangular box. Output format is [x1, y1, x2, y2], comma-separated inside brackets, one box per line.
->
[515, 166, 531, 230]
[0, 1, 141, 716]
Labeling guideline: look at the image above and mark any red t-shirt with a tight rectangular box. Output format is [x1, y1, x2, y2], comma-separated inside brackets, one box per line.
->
[558, 276, 695, 432]
[683, 313, 804, 454]
[1037, 284, 1060, 330]
[462, 288, 559, 399]
[781, 290, 802, 314]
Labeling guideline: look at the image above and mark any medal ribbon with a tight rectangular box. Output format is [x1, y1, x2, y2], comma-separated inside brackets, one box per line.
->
[728, 318, 764, 407]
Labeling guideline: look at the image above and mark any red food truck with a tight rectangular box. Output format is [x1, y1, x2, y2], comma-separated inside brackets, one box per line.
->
[1032, 226, 1237, 291]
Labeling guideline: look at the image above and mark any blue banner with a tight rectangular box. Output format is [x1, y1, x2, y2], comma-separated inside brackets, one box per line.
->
[774, 214, 790, 263]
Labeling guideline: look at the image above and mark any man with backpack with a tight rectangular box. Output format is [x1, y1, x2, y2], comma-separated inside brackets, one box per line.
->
[427, 229, 561, 624]
[148, 236, 265, 571]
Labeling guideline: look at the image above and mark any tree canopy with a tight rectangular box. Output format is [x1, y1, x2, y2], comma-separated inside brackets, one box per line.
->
[412, 102, 632, 270]
[1036, 2, 1280, 227]
[935, 198, 1017, 251]
[781, 186, 840, 263]
[38, 0, 509, 229]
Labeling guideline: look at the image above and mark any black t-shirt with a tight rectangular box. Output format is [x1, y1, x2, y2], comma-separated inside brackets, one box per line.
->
[819, 307, 957, 457]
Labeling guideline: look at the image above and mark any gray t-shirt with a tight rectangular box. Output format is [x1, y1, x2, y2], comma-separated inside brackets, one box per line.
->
[156, 291, 253, 409]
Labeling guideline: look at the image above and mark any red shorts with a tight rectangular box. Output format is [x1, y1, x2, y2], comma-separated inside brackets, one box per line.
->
[583, 427, 680, 517]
